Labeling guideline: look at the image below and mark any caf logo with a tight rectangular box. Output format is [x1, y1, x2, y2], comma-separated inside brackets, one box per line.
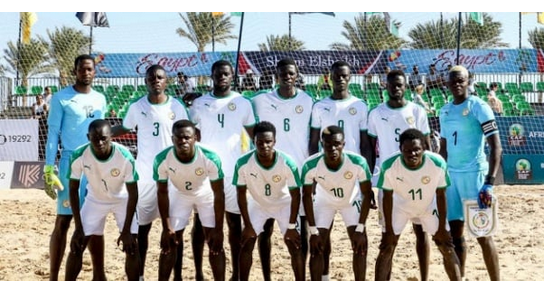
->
[406, 116, 415, 125]
[169, 112, 176, 120]
[344, 171, 353, 179]
[110, 168, 121, 177]
[295, 105, 304, 114]
[195, 167, 205, 176]
[272, 175, 281, 183]
[421, 176, 430, 184]
[228, 102, 237, 111]
[509, 123, 524, 137]
[472, 211, 490, 229]
[349, 107, 357, 115]
[462, 108, 469, 116]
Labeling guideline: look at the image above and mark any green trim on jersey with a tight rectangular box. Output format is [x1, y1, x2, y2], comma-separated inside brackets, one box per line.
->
[242, 95, 258, 128]
[425, 151, 450, 188]
[377, 153, 401, 189]
[153, 146, 174, 182]
[345, 152, 371, 182]
[68, 143, 91, 180]
[198, 144, 224, 180]
[233, 150, 255, 186]
[278, 150, 302, 189]
[301, 154, 324, 184]
[115, 143, 139, 182]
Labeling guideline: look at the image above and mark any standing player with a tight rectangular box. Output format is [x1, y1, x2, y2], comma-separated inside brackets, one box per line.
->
[154, 120, 225, 281]
[309, 61, 372, 280]
[374, 128, 461, 281]
[251, 58, 314, 280]
[65, 120, 140, 281]
[190, 60, 256, 281]
[367, 69, 432, 280]
[302, 126, 373, 281]
[439, 65, 502, 281]
[44, 54, 107, 281]
[112, 64, 189, 280]
[234, 121, 305, 281]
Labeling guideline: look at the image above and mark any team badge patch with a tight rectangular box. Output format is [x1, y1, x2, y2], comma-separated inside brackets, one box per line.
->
[349, 107, 357, 115]
[344, 171, 353, 179]
[63, 200, 70, 208]
[195, 167, 205, 176]
[228, 102, 237, 111]
[295, 105, 304, 114]
[421, 176, 430, 184]
[169, 112, 176, 120]
[406, 116, 415, 125]
[272, 175, 281, 183]
[110, 168, 121, 177]
[463, 108, 469, 116]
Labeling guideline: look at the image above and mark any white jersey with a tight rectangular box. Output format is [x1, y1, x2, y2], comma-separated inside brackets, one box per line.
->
[301, 151, 371, 206]
[123, 95, 189, 182]
[153, 144, 223, 197]
[377, 151, 449, 216]
[367, 102, 430, 166]
[190, 91, 257, 176]
[69, 142, 138, 204]
[310, 95, 368, 154]
[233, 150, 301, 208]
[252, 89, 314, 168]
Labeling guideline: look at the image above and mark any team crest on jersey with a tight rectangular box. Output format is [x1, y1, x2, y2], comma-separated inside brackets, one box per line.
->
[272, 175, 282, 183]
[344, 171, 353, 179]
[406, 116, 415, 125]
[195, 167, 205, 176]
[421, 176, 430, 184]
[349, 107, 357, 115]
[169, 111, 176, 120]
[228, 102, 236, 111]
[63, 200, 70, 208]
[462, 108, 470, 116]
[110, 168, 121, 177]
[295, 105, 304, 114]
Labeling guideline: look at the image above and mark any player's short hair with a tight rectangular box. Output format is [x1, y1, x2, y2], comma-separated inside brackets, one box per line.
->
[398, 128, 426, 148]
[387, 69, 406, 83]
[88, 119, 111, 133]
[172, 119, 196, 134]
[74, 54, 95, 68]
[277, 58, 298, 72]
[211, 60, 234, 74]
[254, 121, 276, 137]
[146, 64, 166, 76]
[321, 125, 344, 140]
[331, 60, 351, 72]
[449, 65, 469, 77]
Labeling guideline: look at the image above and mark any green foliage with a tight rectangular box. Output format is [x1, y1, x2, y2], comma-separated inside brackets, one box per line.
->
[528, 27, 544, 49]
[3, 39, 51, 86]
[258, 34, 305, 51]
[176, 12, 237, 52]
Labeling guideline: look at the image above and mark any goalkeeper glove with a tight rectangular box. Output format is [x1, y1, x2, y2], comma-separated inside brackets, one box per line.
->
[478, 184, 493, 209]
[43, 165, 64, 200]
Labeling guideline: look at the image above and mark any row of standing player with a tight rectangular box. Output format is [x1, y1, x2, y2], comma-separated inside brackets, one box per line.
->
[43, 55, 501, 281]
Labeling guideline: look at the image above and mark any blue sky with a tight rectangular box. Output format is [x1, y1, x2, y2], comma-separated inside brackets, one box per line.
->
[0, 12, 542, 57]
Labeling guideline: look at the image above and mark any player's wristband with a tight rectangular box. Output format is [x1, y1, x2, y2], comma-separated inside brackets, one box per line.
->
[309, 226, 319, 236]
[287, 223, 296, 230]
[355, 223, 365, 233]
[485, 175, 495, 185]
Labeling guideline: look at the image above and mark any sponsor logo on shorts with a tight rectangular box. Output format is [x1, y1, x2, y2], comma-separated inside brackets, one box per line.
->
[110, 168, 120, 177]
[228, 102, 236, 111]
[349, 107, 357, 115]
[421, 176, 430, 184]
[272, 175, 281, 183]
[195, 167, 205, 176]
[344, 171, 353, 179]
[63, 200, 70, 208]
[295, 105, 304, 114]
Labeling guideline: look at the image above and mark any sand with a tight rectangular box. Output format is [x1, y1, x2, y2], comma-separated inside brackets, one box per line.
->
[0, 185, 542, 280]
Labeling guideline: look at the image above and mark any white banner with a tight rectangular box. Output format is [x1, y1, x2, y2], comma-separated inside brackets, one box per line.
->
[0, 161, 14, 189]
[0, 120, 39, 161]
[463, 197, 500, 238]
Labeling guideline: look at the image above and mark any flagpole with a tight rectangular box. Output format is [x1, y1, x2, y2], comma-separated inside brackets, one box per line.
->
[456, 12, 462, 64]
[518, 12, 522, 49]
[212, 15, 215, 52]
[234, 12, 245, 91]
[89, 26, 93, 55]
[440, 12, 444, 49]
[363, 12, 367, 50]
[16, 15, 22, 86]
[288, 12, 292, 51]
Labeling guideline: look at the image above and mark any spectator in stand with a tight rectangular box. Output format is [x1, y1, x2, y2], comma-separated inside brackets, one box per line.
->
[409, 65, 424, 92]
[380, 66, 391, 91]
[259, 69, 274, 91]
[426, 64, 442, 90]
[413, 85, 433, 114]
[108, 107, 117, 118]
[176, 72, 196, 96]
[295, 72, 306, 90]
[487, 83, 503, 116]
[441, 64, 453, 92]
[317, 68, 332, 91]
[467, 72, 478, 96]
[32, 93, 49, 161]
[242, 69, 258, 92]
[43, 86, 53, 106]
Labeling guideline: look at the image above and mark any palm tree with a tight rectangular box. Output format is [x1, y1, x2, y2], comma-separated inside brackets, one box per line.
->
[528, 28, 544, 49]
[330, 13, 407, 51]
[176, 12, 237, 52]
[258, 34, 305, 51]
[3, 39, 50, 87]
[408, 13, 507, 49]
[39, 26, 90, 86]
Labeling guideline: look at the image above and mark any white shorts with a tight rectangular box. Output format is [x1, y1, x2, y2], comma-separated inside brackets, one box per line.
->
[224, 177, 240, 214]
[137, 181, 159, 225]
[81, 197, 138, 236]
[377, 189, 423, 232]
[314, 194, 361, 229]
[248, 200, 299, 235]
[169, 189, 216, 231]
[388, 207, 449, 236]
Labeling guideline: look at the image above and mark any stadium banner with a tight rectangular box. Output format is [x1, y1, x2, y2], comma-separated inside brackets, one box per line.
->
[11, 161, 44, 189]
[0, 120, 39, 161]
[496, 117, 544, 155]
[385, 49, 537, 73]
[502, 154, 544, 184]
[0, 161, 15, 190]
